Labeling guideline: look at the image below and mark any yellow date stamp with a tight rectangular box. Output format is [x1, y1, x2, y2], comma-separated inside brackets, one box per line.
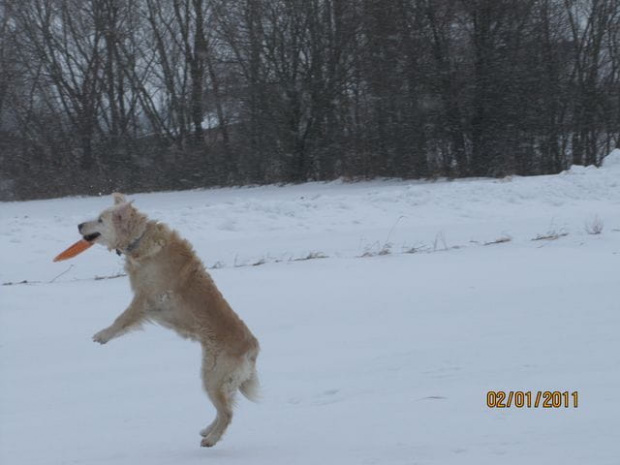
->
[486, 391, 579, 408]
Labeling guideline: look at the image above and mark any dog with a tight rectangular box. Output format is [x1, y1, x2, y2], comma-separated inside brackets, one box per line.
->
[78, 193, 260, 447]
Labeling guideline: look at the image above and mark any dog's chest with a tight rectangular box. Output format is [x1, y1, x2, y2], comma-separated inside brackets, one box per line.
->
[128, 261, 173, 304]
[132, 268, 174, 305]
[146, 292, 195, 339]
[124, 254, 200, 340]
[126, 259, 166, 292]
[148, 290, 174, 309]
[147, 291, 178, 324]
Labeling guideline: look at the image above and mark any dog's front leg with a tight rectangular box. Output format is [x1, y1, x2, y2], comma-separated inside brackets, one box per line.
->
[93, 295, 146, 344]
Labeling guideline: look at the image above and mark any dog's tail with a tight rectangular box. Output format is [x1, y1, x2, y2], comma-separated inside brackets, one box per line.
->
[239, 345, 260, 402]
[239, 369, 261, 402]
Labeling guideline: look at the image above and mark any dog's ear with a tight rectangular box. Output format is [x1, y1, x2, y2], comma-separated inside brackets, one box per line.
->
[112, 192, 127, 205]
[112, 202, 137, 236]
[113, 202, 133, 222]
[112, 202, 144, 243]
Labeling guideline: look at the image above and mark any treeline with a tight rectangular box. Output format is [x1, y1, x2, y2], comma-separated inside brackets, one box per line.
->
[1, 0, 619, 200]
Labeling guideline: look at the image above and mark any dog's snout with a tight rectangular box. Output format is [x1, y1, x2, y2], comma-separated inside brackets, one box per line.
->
[78, 222, 85, 233]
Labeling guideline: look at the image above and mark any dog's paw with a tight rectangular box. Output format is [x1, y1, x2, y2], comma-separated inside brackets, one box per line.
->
[93, 329, 113, 344]
[200, 428, 223, 447]
[200, 437, 217, 448]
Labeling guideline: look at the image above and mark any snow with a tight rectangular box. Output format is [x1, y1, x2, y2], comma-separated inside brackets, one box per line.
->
[1, 153, 620, 464]
[601, 148, 620, 170]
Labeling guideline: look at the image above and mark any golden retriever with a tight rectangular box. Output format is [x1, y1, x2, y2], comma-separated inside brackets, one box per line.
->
[78, 193, 259, 447]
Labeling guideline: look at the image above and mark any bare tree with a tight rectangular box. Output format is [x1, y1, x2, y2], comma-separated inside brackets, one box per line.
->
[1, 0, 619, 200]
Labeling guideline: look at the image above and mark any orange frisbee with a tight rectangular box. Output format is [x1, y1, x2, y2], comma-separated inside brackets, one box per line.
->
[53, 239, 94, 262]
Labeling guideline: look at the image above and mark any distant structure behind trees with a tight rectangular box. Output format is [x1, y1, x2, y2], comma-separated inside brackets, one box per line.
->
[1, 0, 619, 200]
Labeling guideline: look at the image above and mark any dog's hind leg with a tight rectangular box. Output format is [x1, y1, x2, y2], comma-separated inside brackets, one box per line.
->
[200, 383, 235, 447]
[199, 350, 238, 447]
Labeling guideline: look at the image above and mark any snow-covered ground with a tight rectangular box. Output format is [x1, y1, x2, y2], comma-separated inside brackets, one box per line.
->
[2, 151, 620, 464]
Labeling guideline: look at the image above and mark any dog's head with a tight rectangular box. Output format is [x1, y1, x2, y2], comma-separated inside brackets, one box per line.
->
[78, 193, 147, 251]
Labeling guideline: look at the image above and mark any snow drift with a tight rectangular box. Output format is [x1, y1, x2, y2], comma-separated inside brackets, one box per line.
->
[1, 152, 619, 464]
